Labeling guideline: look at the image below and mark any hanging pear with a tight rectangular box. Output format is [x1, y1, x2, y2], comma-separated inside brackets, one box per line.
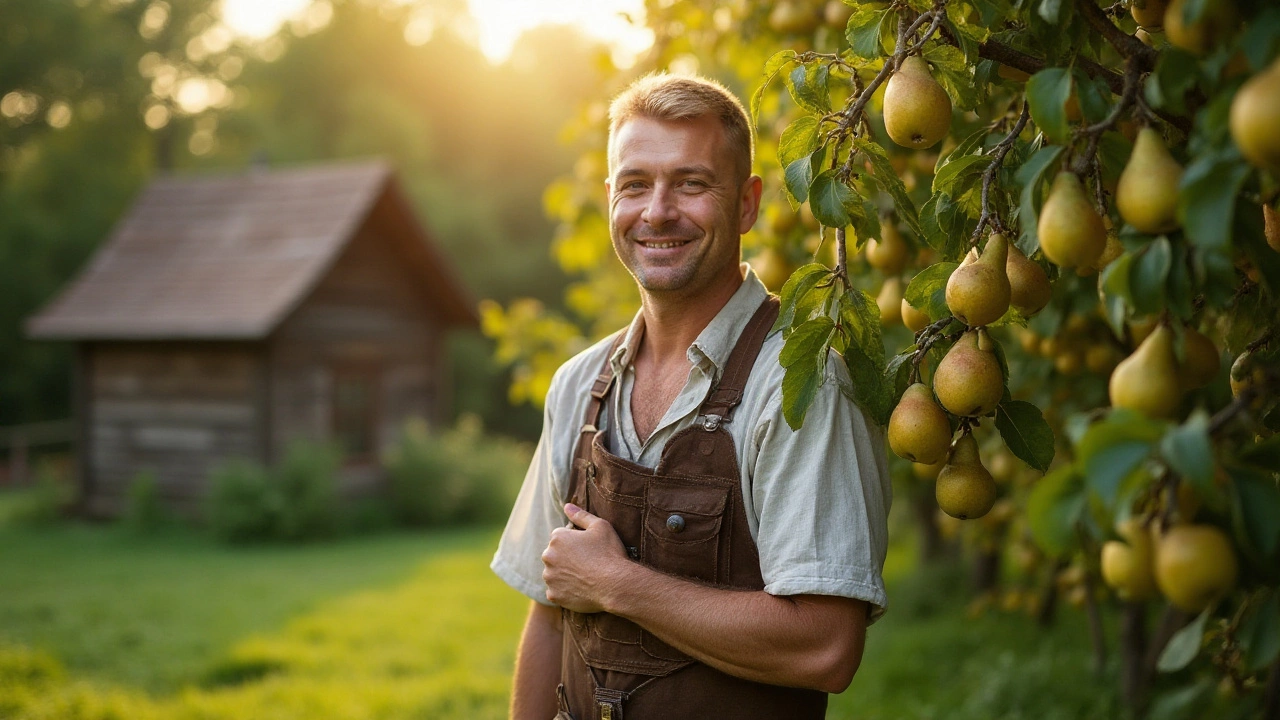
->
[1177, 325, 1221, 390]
[883, 56, 953, 150]
[888, 383, 953, 465]
[946, 233, 1011, 327]
[1006, 243, 1052, 317]
[1038, 172, 1107, 269]
[1131, 0, 1168, 28]
[1101, 518, 1158, 601]
[933, 328, 1004, 417]
[866, 219, 909, 275]
[901, 298, 931, 332]
[1109, 323, 1184, 418]
[877, 277, 905, 326]
[935, 432, 998, 520]
[1230, 58, 1280, 172]
[1117, 128, 1183, 234]
[1164, 0, 1238, 56]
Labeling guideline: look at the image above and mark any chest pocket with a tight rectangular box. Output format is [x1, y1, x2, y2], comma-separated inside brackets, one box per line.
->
[642, 479, 730, 585]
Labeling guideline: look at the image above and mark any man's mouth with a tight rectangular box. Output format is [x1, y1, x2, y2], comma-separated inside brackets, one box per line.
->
[636, 239, 693, 249]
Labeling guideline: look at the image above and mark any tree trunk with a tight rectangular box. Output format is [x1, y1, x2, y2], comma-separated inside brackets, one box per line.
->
[1263, 656, 1280, 720]
[1083, 572, 1108, 676]
[1120, 601, 1148, 716]
[972, 547, 1002, 594]
[912, 490, 946, 563]
[1036, 559, 1067, 628]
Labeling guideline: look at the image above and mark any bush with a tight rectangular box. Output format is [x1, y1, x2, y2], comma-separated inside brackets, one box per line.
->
[384, 415, 530, 528]
[207, 441, 340, 543]
[0, 461, 73, 527]
[122, 470, 167, 532]
[207, 459, 275, 542]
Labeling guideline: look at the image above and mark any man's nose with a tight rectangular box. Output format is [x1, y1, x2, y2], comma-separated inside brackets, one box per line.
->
[641, 185, 680, 226]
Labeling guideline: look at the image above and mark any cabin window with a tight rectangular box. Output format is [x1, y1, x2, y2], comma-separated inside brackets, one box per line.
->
[332, 369, 378, 460]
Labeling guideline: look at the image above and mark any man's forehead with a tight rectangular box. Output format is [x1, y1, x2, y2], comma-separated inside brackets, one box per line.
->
[608, 115, 728, 168]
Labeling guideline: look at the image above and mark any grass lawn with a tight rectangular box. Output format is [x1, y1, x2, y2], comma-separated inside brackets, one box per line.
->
[0, 488, 1122, 719]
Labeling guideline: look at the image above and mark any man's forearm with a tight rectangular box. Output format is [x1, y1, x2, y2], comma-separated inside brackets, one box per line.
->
[600, 563, 867, 694]
[510, 601, 562, 720]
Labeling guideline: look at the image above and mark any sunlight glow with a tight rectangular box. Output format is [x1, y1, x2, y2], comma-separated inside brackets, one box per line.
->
[220, 0, 311, 39]
[466, 0, 652, 66]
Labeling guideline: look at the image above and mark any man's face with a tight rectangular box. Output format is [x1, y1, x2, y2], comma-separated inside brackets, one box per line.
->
[607, 114, 761, 300]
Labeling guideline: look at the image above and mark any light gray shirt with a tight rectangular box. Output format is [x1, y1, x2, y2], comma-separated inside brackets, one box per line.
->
[490, 267, 892, 620]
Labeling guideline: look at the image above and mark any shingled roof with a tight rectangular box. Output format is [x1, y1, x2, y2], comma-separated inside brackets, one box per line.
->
[26, 159, 476, 340]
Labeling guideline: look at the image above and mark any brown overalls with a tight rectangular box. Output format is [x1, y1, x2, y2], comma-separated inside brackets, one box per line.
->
[556, 297, 828, 720]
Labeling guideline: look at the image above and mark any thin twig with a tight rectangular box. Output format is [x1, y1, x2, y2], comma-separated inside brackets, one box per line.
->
[972, 100, 1032, 241]
[1071, 55, 1143, 176]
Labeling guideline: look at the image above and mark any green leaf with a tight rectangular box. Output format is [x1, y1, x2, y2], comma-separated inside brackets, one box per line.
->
[851, 138, 920, 236]
[1160, 411, 1214, 493]
[1027, 465, 1086, 557]
[1158, 609, 1210, 672]
[1025, 68, 1073, 145]
[808, 170, 855, 228]
[1130, 237, 1172, 316]
[919, 193, 969, 260]
[1015, 144, 1065, 254]
[845, 8, 890, 59]
[1100, 252, 1135, 337]
[1143, 48, 1199, 115]
[1179, 148, 1251, 251]
[786, 63, 831, 115]
[780, 317, 836, 368]
[1239, 435, 1280, 472]
[1242, 592, 1280, 672]
[1076, 409, 1164, 507]
[782, 359, 824, 431]
[775, 263, 831, 331]
[1228, 465, 1280, 557]
[838, 288, 884, 365]
[932, 153, 991, 196]
[922, 44, 980, 110]
[784, 154, 815, 206]
[779, 116, 821, 169]
[844, 345, 893, 426]
[1148, 679, 1215, 720]
[752, 50, 797, 126]
[995, 400, 1056, 472]
[1037, 0, 1066, 24]
[904, 262, 959, 322]
[1240, 8, 1280, 71]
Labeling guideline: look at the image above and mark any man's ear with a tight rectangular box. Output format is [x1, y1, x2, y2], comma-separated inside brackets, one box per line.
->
[738, 175, 764, 234]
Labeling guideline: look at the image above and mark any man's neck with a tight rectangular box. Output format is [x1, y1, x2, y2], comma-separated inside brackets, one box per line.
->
[636, 267, 745, 367]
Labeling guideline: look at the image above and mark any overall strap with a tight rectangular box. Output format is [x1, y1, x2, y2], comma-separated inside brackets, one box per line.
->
[579, 330, 628, 436]
[700, 296, 781, 425]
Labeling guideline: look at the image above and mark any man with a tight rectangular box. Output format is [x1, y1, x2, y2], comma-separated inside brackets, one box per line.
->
[491, 73, 891, 720]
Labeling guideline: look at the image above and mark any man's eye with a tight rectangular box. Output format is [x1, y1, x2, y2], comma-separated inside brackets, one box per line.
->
[680, 179, 707, 188]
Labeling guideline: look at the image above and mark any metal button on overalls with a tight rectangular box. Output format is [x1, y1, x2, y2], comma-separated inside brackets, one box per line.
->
[665, 514, 685, 532]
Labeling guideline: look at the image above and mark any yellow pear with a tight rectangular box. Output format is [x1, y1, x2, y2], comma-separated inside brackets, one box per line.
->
[1038, 172, 1107, 269]
[933, 328, 1004, 417]
[1006, 243, 1052, 317]
[1229, 350, 1267, 407]
[1109, 324, 1184, 418]
[888, 382, 954, 464]
[768, 1, 819, 34]
[1117, 128, 1183, 234]
[1178, 325, 1221, 390]
[1131, 0, 1168, 28]
[866, 220, 909, 275]
[1230, 58, 1280, 172]
[1101, 518, 1158, 601]
[1164, 0, 1237, 55]
[1085, 343, 1119, 374]
[1154, 524, 1239, 613]
[935, 432, 997, 520]
[912, 459, 945, 481]
[902, 298, 931, 332]
[946, 233, 1011, 327]
[824, 0, 854, 28]
[877, 277, 905, 326]
[1090, 223, 1125, 272]
[883, 56, 953, 150]
[750, 246, 795, 292]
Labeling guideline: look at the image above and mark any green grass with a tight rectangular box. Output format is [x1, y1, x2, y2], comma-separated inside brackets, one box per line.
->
[0, 487, 1122, 719]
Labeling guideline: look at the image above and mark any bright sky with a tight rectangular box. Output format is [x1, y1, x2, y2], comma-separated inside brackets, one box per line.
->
[220, 0, 652, 65]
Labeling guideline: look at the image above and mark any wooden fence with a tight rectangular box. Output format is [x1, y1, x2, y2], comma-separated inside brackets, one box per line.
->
[0, 420, 74, 486]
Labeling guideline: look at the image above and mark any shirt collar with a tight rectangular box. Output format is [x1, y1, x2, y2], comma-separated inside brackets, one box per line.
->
[609, 263, 770, 382]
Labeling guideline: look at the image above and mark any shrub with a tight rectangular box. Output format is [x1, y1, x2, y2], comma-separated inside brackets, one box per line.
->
[383, 415, 530, 528]
[1, 461, 73, 527]
[207, 440, 341, 543]
[122, 470, 166, 532]
[207, 459, 275, 543]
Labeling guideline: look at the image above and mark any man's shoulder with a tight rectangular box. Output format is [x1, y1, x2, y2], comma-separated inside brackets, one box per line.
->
[547, 328, 626, 407]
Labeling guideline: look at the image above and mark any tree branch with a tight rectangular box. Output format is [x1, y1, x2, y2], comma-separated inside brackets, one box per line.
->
[1076, 0, 1158, 67]
[973, 100, 1031, 241]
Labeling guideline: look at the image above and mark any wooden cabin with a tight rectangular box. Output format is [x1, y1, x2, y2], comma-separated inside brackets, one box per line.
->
[25, 160, 476, 517]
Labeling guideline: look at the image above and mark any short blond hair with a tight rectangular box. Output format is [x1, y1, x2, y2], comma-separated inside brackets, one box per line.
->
[608, 73, 754, 181]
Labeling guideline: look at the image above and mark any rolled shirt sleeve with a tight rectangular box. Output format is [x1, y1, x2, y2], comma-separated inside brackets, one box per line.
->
[748, 357, 892, 622]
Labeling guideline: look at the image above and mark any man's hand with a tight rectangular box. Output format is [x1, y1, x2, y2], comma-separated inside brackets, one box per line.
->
[541, 503, 629, 613]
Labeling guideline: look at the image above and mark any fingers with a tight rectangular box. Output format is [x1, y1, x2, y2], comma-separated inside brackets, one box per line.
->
[564, 503, 603, 530]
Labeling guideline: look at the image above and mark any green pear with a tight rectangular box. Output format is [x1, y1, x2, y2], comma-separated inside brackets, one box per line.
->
[933, 328, 1004, 417]
[877, 277, 905, 327]
[1117, 128, 1183, 234]
[1109, 324, 1184, 418]
[901, 298, 931, 332]
[935, 432, 997, 520]
[1006, 243, 1052, 317]
[1038, 172, 1107, 269]
[1131, 0, 1168, 28]
[1230, 58, 1280, 172]
[866, 219, 909, 275]
[883, 56, 952, 150]
[888, 382, 953, 464]
[946, 233, 1011, 327]
[1164, 0, 1237, 56]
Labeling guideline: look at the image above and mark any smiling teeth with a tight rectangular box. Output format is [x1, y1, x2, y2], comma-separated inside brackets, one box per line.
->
[645, 241, 689, 249]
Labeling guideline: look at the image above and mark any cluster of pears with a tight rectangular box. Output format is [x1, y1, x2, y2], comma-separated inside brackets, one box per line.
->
[1109, 321, 1221, 419]
[883, 55, 952, 150]
[1101, 493, 1239, 613]
[945, 232, 1052, 325]
[767, 0, 861, 35]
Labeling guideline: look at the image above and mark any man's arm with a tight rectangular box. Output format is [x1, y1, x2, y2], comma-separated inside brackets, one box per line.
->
[510, 600, 563, 720]
[542, 504, 868, 694]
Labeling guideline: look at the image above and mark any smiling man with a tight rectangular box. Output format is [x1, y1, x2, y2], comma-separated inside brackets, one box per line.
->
[491, 74, 891, 720]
